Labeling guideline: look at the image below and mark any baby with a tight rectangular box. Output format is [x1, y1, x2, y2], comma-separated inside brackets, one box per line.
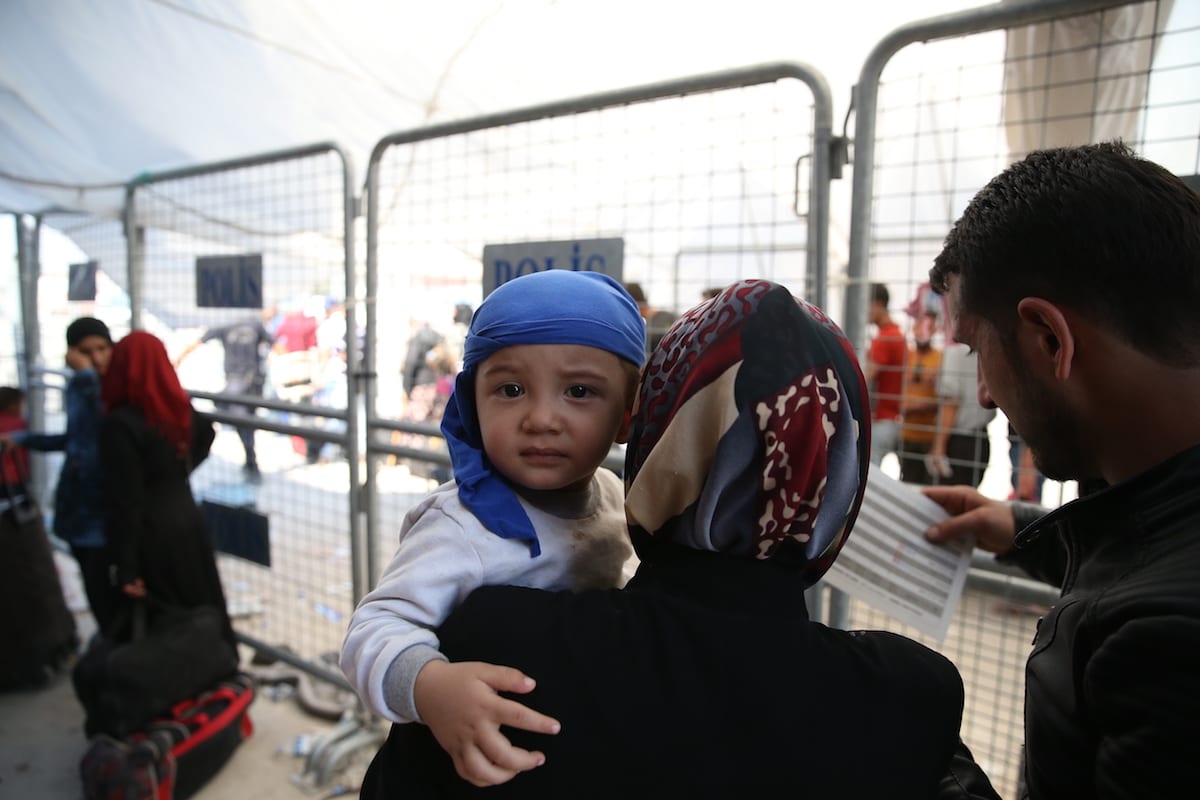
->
[342, 269, 645, 780]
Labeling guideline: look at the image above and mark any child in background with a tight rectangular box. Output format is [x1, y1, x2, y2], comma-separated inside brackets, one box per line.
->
[341, 270, 645, 784]
[0, 387, 31, 493]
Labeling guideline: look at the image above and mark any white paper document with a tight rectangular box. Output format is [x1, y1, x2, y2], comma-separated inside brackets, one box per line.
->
[822, 465, 972, 641]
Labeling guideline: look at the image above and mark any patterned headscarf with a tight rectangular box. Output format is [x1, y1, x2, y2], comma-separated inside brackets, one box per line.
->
[624, 279, 869, 586]
[102, 331, 193, 456]
[441, 270, 646, 557]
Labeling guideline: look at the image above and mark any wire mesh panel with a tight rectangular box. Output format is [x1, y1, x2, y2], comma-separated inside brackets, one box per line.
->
[364, 64, 833, 585]
[127, 144, 357, 677]
[842, 573, 1056, 800]
[14, 213, 133, 510]
[847, 1, 1197, 797]
[39, 212, 133, 345]
[860, 0, 1194, 501]
[1, 214, 22, 386]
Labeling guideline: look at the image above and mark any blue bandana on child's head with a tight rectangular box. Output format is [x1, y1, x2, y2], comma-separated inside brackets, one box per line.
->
[441, 270, 646, 556]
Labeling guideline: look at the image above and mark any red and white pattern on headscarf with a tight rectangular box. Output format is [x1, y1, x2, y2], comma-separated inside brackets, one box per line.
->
[624, 280, 870, 586]
[102, 331, 193, 456]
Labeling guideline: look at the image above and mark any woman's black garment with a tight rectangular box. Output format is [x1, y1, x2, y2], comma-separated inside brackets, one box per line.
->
[361, 547, 965, 800]
[100, 406, 232, 645]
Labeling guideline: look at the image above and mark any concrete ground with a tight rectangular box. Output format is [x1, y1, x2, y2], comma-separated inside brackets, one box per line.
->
[0, 609, 380, 800]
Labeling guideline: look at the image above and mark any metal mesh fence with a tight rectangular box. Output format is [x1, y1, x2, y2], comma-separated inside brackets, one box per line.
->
[40, 211, 133, 347]
[6, 10, 1192, 784]
[846, 1, 1197, 796]
[860, 0, 1195, 503]
[364, 64, 832, 585]
[841, 575, 1054, 799]
[15, 213, 132, 510]
[127, 145, 357, 676]
[1, 215, 20, 387]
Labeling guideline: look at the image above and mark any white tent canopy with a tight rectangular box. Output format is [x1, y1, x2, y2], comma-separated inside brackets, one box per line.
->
[2, 0, 987, 219]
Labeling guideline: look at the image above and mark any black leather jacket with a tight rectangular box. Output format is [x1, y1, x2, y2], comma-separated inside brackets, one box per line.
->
[948, 444, 1200, 799]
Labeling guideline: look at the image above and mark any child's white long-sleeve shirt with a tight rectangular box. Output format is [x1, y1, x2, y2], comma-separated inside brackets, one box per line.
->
[340, 468, 631, 722]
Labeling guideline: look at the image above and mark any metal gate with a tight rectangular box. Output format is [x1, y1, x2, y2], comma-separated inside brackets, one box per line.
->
[125, 143, 359, 687]
[362, 61, 840, 586]
[844, 1, 1196, 796]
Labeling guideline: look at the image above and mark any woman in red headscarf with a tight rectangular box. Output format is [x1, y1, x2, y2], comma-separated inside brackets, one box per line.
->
[100, 331, 233, 645]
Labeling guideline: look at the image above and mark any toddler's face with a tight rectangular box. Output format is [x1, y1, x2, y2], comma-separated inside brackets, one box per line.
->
[475, 344, 632, 493]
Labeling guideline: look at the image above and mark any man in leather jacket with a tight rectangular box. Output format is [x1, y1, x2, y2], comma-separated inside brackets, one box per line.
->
[923, 142, 1200, 798]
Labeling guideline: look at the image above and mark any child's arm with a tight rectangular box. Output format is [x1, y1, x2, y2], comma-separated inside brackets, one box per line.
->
[340, 503, 486, 722]
[6, 429, 67, 452]
[414, 659, 561, 787]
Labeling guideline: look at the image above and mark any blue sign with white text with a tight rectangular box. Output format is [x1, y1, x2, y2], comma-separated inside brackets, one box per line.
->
[196, 254, 263, 309]
[481, 238, 624, 297]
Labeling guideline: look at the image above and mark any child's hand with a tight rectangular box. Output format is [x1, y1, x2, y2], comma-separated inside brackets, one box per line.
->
[414, 659, 561, 787]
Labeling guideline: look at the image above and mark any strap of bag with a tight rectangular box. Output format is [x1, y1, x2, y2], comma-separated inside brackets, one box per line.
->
[126, 591, 192, 640]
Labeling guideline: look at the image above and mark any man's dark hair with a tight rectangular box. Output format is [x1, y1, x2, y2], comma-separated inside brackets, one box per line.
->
[869, 283, 889, 307]
[930, 141, 1200, 367]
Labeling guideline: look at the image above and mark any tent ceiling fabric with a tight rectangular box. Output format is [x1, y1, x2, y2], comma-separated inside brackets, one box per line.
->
[0, 0, 981, 219]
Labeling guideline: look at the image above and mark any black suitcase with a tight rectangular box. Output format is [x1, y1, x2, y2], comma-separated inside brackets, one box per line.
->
[0, 445, 78, 689]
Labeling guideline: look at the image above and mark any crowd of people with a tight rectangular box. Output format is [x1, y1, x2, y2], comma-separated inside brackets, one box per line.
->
[6, 141, 1199, 797]
[866, 280, 1033, 495]
[2, 320, 236, 667]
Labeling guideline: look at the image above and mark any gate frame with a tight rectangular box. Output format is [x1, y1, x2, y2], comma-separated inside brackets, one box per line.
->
[844, 0, 1135, 354]
[121, 142, 360, 688]
[361, 61, 840, 592]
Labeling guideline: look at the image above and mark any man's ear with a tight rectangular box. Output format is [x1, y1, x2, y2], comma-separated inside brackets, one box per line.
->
[1016, 297, 1076, 382]
[615, 407, 633, 444]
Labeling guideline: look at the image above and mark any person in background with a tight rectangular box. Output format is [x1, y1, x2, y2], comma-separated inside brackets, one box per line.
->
[396, 316, 449, 478]
[402, 319, 445, 404]
[101, 331, 234, 649]
[445, 303, 473, 375]
[269, 299, 330, 463]
[272, 304, 318, 355]
[621, 281, 652, 321]
[927, 340, 995, 488]
[923, 142, 1200, 798]
[865, 282, 905, 467]
[646, 308, 677, 353]
[1007, 421, 1044, 502]
[343, 270, 645, 785]
[0, 386, 32, 495]
[174, 315, 273, 481]
[0, 318, 114, 631]
[897, 310, 942, 484]
[304, 297, 348, 464]
[358, 279, 967, 798]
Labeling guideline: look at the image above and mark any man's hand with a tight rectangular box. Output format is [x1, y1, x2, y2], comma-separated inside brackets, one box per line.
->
[414, 660, 561, 787]
[65, 346, 91, 371]
[922, 485, 1015, 556]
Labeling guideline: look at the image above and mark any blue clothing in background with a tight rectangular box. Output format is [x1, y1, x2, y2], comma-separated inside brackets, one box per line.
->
[15, 368, 106, 548]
